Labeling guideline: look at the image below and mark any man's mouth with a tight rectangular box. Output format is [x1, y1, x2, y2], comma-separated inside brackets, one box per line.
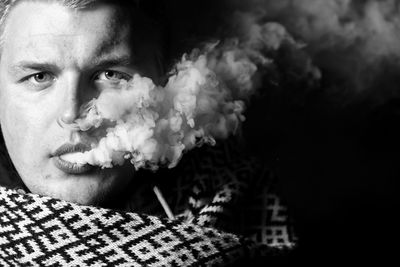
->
[52, 143, 94, 174]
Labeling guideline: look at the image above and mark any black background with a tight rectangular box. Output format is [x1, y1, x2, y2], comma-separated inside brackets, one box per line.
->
[163, 0, 399, 263]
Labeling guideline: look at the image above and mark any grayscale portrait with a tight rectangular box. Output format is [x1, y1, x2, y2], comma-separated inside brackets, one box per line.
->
[0, 0, 396, 265]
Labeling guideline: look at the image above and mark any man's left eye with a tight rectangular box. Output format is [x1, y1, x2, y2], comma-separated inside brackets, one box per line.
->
[95, 70, 131, 82]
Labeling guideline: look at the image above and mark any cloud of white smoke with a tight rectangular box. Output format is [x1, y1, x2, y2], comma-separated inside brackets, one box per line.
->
[228, 0, 400, 105]
[61, 21, 309, 170]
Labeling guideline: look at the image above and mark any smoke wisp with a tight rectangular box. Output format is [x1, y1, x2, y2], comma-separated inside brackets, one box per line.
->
[229, 0, 400, 105]
[62, 21, 307, 170]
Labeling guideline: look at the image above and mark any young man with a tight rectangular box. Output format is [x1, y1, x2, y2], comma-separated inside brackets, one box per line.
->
[0, 0, 164, 206]
[0, 0, 295, 265]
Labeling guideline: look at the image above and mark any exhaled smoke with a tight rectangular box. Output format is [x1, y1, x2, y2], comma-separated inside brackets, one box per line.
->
[230, 0, 400, 105]
[62, 21, 305, 170]
[231, 0, 400, 56]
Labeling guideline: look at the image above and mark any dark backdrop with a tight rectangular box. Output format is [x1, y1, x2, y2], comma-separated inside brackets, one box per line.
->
[164, 0, 399, 263]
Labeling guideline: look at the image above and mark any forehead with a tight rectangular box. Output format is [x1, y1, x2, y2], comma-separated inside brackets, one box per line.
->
[4, 2, 129, 53]
[0, 1, 162, 79]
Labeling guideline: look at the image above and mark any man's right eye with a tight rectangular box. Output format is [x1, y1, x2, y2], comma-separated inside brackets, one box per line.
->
[28, 72, 55, 84]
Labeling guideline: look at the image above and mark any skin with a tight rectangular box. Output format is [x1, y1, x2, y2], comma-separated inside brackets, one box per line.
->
[0, 1, 160, 205]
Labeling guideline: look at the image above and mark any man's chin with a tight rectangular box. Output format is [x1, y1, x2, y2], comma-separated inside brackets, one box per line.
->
[35, 182, 115, 206]
[16, 160, 133, 206]
[24, 171, 130, 206]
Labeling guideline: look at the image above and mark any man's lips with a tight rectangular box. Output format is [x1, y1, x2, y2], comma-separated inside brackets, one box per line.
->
[52, 143, 94, 174]
[52, 143, 91, 157]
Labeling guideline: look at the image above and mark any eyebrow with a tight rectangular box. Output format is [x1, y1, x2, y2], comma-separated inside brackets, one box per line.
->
[90, 54, 134, 69]
[9, 54, 134, 77]
[8, 62, 59, 77]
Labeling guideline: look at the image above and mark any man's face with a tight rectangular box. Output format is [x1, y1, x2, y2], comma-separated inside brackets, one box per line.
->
[0, 1, 159, 205]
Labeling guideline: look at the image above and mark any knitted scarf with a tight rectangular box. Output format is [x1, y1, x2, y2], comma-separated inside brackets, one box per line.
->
[0, 186, 257, 266]
[0, 139, 296, 265]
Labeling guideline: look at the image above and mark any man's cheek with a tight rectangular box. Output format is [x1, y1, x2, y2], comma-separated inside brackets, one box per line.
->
[4, 104, 39, 152]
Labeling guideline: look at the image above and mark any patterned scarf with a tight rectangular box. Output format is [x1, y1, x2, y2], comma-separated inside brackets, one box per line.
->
[0, 139, 295, 265]
[0, 186, 258, 266]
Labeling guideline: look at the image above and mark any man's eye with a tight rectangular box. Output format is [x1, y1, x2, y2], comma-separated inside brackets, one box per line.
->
[28, 72, 55, 84]
[95, 70, 131, 82]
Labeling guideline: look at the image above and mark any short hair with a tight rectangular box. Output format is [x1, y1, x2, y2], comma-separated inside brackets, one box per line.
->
[0, 0, 168, 71]
[0, 0, 167, 51]
[0, 0, 95, 45]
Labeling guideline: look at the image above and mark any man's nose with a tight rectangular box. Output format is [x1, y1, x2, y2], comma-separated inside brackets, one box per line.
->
[60, 74, 88, 124]
[60, 99, 79, 124]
